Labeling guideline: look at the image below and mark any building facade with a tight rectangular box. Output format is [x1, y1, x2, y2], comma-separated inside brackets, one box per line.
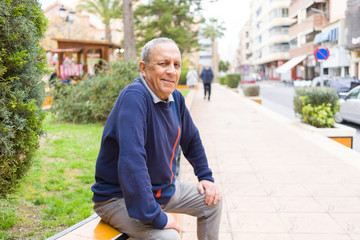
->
[346, 0, 360, 78]
[236, 21, 251, 73]
[248, 0, 294, 80]
[282, 0, 349, 81]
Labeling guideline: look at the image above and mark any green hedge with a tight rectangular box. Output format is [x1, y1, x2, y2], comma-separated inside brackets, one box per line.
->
[219, 76, 226, 85]
[293, 87, 339, 128]
[225, 73, 241, 88]
[0, 0, 48, 197]
[179, 67, 188, 85]
[51, 61, 138, 124]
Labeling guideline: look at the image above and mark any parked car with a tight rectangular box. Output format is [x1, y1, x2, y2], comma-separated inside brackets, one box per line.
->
[335, 85, 360, 125]
[241, 74, 257, 84]
[311, 75, 333, 87]
[312, 76, 360, 96]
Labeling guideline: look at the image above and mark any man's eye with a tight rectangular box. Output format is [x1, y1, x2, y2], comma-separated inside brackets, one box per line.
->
[175, 64, 181, 69]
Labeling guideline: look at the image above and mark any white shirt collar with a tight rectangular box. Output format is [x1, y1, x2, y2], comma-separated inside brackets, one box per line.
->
[139, 74, 174, 103]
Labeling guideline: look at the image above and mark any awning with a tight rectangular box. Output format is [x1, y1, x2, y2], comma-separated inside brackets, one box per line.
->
[314, 28, 338, 44]
[48, 48, 83, 53]
[275, 55, 307, 74]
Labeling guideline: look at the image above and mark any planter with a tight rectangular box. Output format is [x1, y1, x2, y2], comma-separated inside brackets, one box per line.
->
[295, 122, 356, 149]
[176, 85, 198, 90]
[248, 96, 262, 104]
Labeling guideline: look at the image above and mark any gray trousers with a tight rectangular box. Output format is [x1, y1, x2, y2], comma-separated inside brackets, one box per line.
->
[93, 180, 222, 240]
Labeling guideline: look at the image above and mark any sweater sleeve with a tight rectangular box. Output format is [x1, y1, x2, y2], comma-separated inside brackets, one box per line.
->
[177, 92, 214, 182]
[116, 89, 167, 229]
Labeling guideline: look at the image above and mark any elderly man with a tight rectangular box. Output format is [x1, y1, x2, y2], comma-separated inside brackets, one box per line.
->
[91, 37, 222, 240]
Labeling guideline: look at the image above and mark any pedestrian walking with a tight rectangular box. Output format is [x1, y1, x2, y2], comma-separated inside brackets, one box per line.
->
[186, 65, 198, 89]
[200, 65, 214, 101]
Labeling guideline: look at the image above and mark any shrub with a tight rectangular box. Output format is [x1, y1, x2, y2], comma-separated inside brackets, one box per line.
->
[242, 84, 260, 96]
[225, 73, 241, 88]
[179, 67, 188, 85]
[293, 87, 339, 128]
[0, 0, 48, 197]
[51, 61, 138, 123]
[219, 76, 226, 85]
[178, 58, 191, 85]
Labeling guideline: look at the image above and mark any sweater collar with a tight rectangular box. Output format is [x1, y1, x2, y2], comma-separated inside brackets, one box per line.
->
[139, 74, 174, 104]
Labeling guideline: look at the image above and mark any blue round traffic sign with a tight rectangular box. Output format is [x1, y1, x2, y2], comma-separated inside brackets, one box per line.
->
[314, 47, 330, 62]
[243, 65, 249, 71]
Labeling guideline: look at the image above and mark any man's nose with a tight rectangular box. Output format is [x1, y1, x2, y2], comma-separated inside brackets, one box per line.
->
[166, 64, 176, 74]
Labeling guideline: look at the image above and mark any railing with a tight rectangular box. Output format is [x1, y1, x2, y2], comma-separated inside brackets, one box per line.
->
[289, 42, 316, 58]
[289, 0, 326, 18]
[289, 14, 328, 38]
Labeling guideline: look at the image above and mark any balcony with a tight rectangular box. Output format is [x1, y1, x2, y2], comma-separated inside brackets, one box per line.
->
[289, 0, 327, 18]
[289, 14, 328, 38]
[289, 42, 316, 58]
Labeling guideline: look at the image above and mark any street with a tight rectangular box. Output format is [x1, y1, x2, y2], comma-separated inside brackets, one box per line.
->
[256, 81, 360, 152]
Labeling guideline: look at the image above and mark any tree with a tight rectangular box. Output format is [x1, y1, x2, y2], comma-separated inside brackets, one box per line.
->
[219, 60, 229, 73]
[201, 17, 225, 80]
[76, 0, 122, 42]
[134, 0, 202, 55]
[0, 0, 48, 197]
[122, 0, 137, 60]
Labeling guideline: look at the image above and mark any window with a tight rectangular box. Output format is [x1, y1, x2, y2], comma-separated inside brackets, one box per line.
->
[269, 26, 289, 37]
[348, 88, 360, 99]
[256, 7, 262, 16]
[289, 37, 298, 49]
[269, 8, 289, 19]
[269, 43, 290, 53]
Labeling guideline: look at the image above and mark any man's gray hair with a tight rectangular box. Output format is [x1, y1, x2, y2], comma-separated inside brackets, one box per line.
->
[141, 37, 180, 65]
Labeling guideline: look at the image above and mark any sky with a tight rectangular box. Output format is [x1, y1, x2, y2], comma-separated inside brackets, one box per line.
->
[39, 0, 251, 62]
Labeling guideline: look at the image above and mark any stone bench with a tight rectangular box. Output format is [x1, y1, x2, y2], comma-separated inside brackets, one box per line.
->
[47, 212, 182, 240]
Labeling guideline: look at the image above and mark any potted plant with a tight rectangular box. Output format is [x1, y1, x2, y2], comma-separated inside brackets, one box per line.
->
[242, 84, 261, 104]
[293, 87, 356, 148]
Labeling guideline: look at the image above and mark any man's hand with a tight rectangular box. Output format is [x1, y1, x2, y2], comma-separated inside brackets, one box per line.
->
[197, 180, 222, 206]
[164, 213, 180, 233]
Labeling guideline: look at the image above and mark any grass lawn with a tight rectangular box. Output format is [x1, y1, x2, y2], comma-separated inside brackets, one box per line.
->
[179, 89, 189, 98]
[0, 114, 104, 240]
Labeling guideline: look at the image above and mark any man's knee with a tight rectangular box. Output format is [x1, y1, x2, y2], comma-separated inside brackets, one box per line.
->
[152, 228, 180, 240]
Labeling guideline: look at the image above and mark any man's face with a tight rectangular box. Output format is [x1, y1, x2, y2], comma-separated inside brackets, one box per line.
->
[140, 42, 181, 101]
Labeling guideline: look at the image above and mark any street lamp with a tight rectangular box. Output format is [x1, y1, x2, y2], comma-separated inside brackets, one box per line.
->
[59, 5, 75, 39]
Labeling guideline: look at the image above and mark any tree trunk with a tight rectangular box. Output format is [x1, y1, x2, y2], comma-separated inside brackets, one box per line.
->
[211, 38, 218, 82]
[105, 24, 112, 42]
[123, 0, 136, 60]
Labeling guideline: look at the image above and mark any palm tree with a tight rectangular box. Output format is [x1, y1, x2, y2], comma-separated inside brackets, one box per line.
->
[201, 18, 225, 81]
[122, 0, 136, 60]
[76, 0, 122, 42]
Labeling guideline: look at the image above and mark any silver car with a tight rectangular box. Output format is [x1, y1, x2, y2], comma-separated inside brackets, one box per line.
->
[335, 86, 360, 125]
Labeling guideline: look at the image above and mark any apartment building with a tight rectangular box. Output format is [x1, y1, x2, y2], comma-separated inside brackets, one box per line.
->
[236, 21, 251, 73]
[276, 0, 329, 82]
[276, 0, 349, 82]
[247, 0, 294, 80]
[346, 0, 360, 78]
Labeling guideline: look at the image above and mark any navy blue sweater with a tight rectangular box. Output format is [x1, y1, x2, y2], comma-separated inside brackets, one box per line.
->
[91, 78, 213, 229]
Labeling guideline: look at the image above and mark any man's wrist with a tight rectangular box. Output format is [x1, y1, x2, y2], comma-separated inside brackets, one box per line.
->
[151, 211, 168, 229]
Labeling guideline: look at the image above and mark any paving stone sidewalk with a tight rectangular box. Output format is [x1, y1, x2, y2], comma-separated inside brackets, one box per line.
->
[180, 83, 360, 240]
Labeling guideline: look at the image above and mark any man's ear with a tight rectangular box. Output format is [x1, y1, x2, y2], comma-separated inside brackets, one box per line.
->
[139, 61, 146, 78]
